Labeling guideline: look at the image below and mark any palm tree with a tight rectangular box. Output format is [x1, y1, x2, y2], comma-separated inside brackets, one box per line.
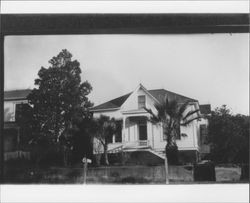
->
[94, 115, 117, 165]
[145, 97, 200, 184]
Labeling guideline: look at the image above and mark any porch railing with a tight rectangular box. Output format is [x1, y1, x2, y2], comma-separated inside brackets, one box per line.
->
[107, 145, 123, 154]
[138, 140, 149, 147]
[124, 140, 150, 148]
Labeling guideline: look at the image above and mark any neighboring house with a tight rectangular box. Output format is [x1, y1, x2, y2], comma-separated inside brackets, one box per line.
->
[198, 104, 211, 158]
[4, 89, 32, 160]
[91, 84, 211, 163]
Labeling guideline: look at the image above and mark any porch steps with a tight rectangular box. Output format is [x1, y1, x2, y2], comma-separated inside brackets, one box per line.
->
[148, 149, 165, 160]
[107, 144, 165, 161]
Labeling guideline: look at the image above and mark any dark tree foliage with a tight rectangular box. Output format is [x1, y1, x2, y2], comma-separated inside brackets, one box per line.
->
[28, 49, 93, 143]
[26, 50, 93, 166]
[145, 97, 200, 151]
[71, 118, 94, 164]
[15, 103, 34, 150]
[208, 105, 249, 164]
[93, 115, 118, 165]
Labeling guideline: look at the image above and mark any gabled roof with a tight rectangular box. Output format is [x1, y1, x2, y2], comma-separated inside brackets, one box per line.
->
[91, 92, 132, 111]
[199, 104, 211, 115]
[4, 89, 32, 101]
[91, 87, 197, 111]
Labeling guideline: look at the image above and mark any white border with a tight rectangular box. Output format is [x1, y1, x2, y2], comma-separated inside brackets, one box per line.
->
[1, 184, 249, 202]
[1, 1, 249, 203]
[1, 1, 249, 14]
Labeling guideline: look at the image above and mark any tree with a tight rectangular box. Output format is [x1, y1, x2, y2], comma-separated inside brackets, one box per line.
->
[93, 115, 117, 166]
[70, 118, 94, 165]
[208, 105, 249, 164]
[15, 103, 34, 151]
[145, 97, 200, 184]
[27, 49, 93, 165]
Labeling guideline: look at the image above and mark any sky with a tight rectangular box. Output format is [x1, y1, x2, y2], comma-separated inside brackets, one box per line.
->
[4, 34, 249, 115]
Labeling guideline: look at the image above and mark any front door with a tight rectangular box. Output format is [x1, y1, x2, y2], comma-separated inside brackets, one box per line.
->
[139, 123, 147, 140]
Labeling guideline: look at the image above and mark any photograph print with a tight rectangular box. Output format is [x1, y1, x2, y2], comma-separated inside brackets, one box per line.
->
[2, 14, 249, 184]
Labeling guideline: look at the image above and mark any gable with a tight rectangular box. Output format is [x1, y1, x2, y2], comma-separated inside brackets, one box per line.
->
[121, 86, 157, 112]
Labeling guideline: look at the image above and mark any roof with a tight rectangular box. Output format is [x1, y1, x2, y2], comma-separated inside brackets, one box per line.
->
[148, 89, 197, 104]
[91, 93, 132, 111]
[91, 88, 197, 111]
[4, 89, 32, 101]
[199, 104, 211, 115]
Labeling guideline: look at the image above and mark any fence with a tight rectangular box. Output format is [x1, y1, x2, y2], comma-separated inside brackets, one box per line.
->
[4, 151, 31, 161]
[86, 165, 193, 183]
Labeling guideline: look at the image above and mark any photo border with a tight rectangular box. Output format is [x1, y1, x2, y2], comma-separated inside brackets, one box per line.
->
[0, 5, 249, 203]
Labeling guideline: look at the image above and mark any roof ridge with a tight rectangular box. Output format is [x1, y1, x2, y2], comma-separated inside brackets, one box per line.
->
[148, 88, 197, 101]
[4, 89, 32, 92]
[91, 92, 132, 110]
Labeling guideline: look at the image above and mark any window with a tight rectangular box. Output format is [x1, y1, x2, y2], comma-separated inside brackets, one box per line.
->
[115, 120, 122, 142]
[107, 135, 113, 144]
[15, 103, 23, 122]
[138, 122, 147, 140]
[138, 95, 146, 109]
[200, 124, 208, 144]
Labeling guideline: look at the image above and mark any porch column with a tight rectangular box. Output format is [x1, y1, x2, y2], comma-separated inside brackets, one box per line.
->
[122, 116, 126, 143]
[146, 121, 152, 148]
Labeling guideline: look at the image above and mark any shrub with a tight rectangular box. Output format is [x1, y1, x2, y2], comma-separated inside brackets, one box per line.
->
[240, 164, 249, 181]
[194, 160, 216, 181]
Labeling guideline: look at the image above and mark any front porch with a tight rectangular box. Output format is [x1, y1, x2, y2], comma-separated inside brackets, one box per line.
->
[107, 111, 158, 154]
[109, 110, 153, 145]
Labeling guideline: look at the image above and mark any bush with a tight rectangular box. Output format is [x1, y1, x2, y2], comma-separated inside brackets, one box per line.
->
[120, 176, 149, 184]
[194, 160, 216, 181]
[240, 164, 249, 181]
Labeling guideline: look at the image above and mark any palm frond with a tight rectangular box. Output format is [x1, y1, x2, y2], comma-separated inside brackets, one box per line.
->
[182, 109, 200, 121]
[178, 101, 190, 117]
[144, 107, 161, 124]
[181, 116, 201, 126]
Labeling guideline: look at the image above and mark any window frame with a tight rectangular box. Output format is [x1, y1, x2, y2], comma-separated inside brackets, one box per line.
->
[138, 95, 146, 109]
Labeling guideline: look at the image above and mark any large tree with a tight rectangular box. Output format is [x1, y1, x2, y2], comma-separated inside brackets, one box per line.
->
[145, 97, 200, 184]
[28, 49, 93, 163]
[208, 105, 249, 164]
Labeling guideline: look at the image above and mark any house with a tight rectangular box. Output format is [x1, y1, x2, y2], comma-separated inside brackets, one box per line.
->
[4, 89, 32, 160]
[91, 84, 211, 163]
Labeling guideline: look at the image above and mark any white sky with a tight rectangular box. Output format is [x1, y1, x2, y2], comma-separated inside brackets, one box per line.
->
[4, 34, 249, 115]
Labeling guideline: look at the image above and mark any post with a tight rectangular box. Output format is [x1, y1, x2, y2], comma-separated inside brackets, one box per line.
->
[82, 157, 92, 184]
[122, 116, 126, 142]
[165, 156, 169, 184]
[83, 160, 88, 184]
[17, 127, 20, 149]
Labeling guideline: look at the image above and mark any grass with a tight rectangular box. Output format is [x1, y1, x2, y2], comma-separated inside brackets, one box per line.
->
[215, 166, 241, 182]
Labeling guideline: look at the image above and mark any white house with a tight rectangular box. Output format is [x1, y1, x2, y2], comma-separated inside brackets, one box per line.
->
[4, 89, 32, 160]
[91, 84, 210, 163]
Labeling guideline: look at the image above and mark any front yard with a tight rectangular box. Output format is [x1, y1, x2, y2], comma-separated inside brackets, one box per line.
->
[3, 160, 247, 184]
